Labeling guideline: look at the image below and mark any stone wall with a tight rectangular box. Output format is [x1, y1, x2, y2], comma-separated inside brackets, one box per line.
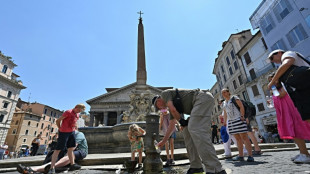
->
[79, 122, 185, 154]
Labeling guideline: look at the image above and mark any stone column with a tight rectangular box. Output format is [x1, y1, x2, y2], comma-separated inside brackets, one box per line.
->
[117, 111, 122, 124]
[95, 115, 100, 127]
[104, 112, 108, 126]
[89, 112, 95, 127]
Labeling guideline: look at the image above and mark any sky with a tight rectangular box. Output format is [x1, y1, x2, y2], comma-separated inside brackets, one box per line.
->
[0, 0, 262, 112]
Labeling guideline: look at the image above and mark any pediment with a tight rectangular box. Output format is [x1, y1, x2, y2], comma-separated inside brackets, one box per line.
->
[87, 83, 168, 104]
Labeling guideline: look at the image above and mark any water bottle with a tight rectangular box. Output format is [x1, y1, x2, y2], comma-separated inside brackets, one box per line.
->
[266, 96, 274, 108]
[271, 85, 280, 96]
[154, 140, 161, 153]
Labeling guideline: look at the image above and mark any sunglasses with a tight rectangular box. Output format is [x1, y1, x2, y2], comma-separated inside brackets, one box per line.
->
[269, 52, 279, 61]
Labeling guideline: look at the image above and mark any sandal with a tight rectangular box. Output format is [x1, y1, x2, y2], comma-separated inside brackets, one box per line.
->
[16, 164, 38, 174]
[253, 150, 263, 155]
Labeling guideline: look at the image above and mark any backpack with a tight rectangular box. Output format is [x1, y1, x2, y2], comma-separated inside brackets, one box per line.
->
[172, 88, 184, 114]
[231, 96, 256, 120]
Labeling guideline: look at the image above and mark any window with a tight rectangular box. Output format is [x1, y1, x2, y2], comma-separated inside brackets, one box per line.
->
[249, 69, 257, 80]
[260, 13, 275, 35]
[23, 138, 27, 143]
[0, 114, 4, 122]
[261, 38, 268, 50]
[49, 136, 51, 140]
[51, 127, 54, 133]
[271, 39, 287, 50]
[257, 103, 265, 112]
[233, 80, 237, 89]
[49, 117, 51, 121]
[221, 65, 225, 73]
[242, 91, 249, 101]
[36, 123, 39, 127]
[226, 57, 230, 65]
[54, 112, 56, 117]
[251, 85, 260, 96]
[7, 91, 12, 98]
[229, 67, 233, 75]
[51, 111, 53, 116]
[12, 129, 16, 134]
[45, 140, 47, 144]
[273, 0, 292, 22]
[41, 123, 44, 129]
[238, 75, 243, 85]
[306, 15, 310, 28]
[286, 24, 308, 47]
[244, 52, 252, 65]
[34, 131, 37, 136]
[25, 130, 28, 135]
[40, 131, 42, 135]
[223, 74, 227, 82]
[43, 116, 46, 120]
[2, 65, 8, 73]
[230, 50, 235, 60]
[234, 61, 238, 70]
[3, 102, 9, 109]
[48, 125, 50, 130]
[15, 120, 19, 125]
[46, 132, 48, 137]
[28, 121, 31, 126]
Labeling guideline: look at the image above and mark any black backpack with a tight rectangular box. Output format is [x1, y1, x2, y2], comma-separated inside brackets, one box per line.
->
[231, 96, 256, 120]
[173, 88, 184, 114]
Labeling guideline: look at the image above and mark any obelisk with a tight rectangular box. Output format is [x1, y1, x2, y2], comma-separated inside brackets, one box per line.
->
[136, 11, 147, 91]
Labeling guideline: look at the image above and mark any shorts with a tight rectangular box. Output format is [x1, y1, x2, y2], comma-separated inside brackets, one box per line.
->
[56, 131, 76, 150]
[169, 132, 176, 139]
[73, 150, 87, 161]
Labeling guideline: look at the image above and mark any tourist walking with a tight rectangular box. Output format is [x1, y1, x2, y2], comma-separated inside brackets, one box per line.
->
[128, 124, 145, 170]
[267, 49, 310, 123]
[17, 131, 88, 173]
[0, 142, 8, 160]
[268, 73, 310, 163]
[159, 108, 177, 166]
[221, 88, 254, 162]
[154, 88, 226, 174]
[30, 134, 42, 156]
[211, 121, 219, 144]
[48, 103, 85, 174]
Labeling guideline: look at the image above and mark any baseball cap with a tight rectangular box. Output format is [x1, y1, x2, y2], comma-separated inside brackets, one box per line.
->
[266, 49, 285, 63]
[152, 95, 160, 106]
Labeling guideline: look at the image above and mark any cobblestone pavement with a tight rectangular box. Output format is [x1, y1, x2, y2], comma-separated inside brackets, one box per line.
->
[2, 150, 310, 174]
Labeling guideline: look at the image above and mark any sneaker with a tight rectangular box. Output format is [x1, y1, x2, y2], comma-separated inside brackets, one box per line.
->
[291, 154, 301, 161]
[253, 150, 263, 155]
[68, 163, 81, 171]
[293, 154, 310, 164]
[136, 163, 143, 170]
[186, 168, 204, 174]
[164, 159, 171, 166]
[247, 156, 254, 162]
[170, 159, 175, 165]
[216, 170, 227, 174]
[232, 156, 245, 161]
[47, 168, 55, 174]
[221, 153, 232, 158]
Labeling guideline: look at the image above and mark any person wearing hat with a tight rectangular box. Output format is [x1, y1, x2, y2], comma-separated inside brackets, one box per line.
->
[152, 89, 226, 174]
[267, 49, 310, 123]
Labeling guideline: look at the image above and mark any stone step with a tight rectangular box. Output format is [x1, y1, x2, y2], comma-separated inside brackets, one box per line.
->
[0, 143, 296, 169]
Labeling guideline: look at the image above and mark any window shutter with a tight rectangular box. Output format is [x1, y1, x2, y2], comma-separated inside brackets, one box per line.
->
[273, 3, 282, 22]
[286, 32, 296, 47]
[298, 24, 308, 39]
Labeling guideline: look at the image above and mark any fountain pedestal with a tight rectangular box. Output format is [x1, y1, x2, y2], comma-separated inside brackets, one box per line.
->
[143, 113, 163, 174]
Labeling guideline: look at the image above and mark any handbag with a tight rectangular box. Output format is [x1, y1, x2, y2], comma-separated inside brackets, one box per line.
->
[279, 52, 310, 90]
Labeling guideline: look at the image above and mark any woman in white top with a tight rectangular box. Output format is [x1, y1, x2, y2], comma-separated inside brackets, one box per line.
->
[222, 88, 254, 162]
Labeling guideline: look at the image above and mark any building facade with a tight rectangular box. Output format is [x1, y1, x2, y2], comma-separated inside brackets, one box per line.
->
[211, 30, 253, 123]
[5, 110, 41, 152]
[0, 51, 26, 145]
[236, 31, 277, 134]
[250, 0, 310, 58]
[19, 102, 63, 146]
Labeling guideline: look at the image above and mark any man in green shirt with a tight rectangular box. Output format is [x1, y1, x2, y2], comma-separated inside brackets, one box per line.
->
[154, 88, 226, 174]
